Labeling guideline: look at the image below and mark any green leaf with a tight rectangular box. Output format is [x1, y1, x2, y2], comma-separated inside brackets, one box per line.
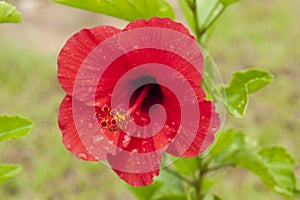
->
[209, 129, 299, 197]
[258, 147, 300, 196]
[209, 129, 250, 163]
[202, 174, 224, 195]
[185, 0, 195, 8]
[0, 1, 22, 23]
[187, 187, 197, 200]
[213, 195, 223, 200]
[0, 164, 22, 182]
[127, 181, 162, 200]
[150, 170, 186, 200]
[128, 170, 186, 200]
[231, 147, 300, 197]
[258, 147, 295, 170]
[173, 157, 199, 175]
[0, 115, 34, 142]
[224, 69, 273, 117]
[51, 0, 175, 21]
[219, 0, 239, 6]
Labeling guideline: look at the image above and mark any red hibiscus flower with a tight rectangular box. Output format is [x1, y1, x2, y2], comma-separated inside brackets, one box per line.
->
[58, 17, 220, 187]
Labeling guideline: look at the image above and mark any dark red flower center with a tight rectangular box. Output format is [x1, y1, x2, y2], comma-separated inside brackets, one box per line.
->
[129, 76, 163, 126]
[94, 76, 164, 132]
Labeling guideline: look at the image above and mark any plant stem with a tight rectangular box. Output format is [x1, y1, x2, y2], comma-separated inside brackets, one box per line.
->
[194, 158, 208, 200]
[203, 0, 221, 30]
[191, 0, 201, 43]
[206, 162, 235, 173]
[164, 167, 196, 187]
[199, 5, 225, 37]
[189, 0, 226, 45]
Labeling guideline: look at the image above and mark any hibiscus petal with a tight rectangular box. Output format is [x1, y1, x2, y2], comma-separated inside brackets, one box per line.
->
[66, 18, 203, 105]
[167, 100, 220, 157]
[75, 48, 203, 152]
[112, 168, 159, 187]
[58, 95, 96, 161]
[124, 17, 193, 39]
[58, 95, 118, 161]
[183, 100, 220, 157]
[107, 150, 162, 187]
[101, 49, 203, 87]
[58, 26, 121, 97]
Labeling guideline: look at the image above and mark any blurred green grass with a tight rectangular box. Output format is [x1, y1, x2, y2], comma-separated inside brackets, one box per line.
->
[0, 0, 299, 199]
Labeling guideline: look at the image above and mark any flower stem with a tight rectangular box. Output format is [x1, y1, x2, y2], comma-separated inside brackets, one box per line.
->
[189, 0, 226, 45]
[194, 158, 207, 200]
[199, 5, 225, 37]
[191, 0, 200, 42]
[206, 162, 234, 173]
[164, 167, 196, 187]
[203, 0, 222, 30]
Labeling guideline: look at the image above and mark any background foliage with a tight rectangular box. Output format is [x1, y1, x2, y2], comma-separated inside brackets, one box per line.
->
[0, 0, 299, 199]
